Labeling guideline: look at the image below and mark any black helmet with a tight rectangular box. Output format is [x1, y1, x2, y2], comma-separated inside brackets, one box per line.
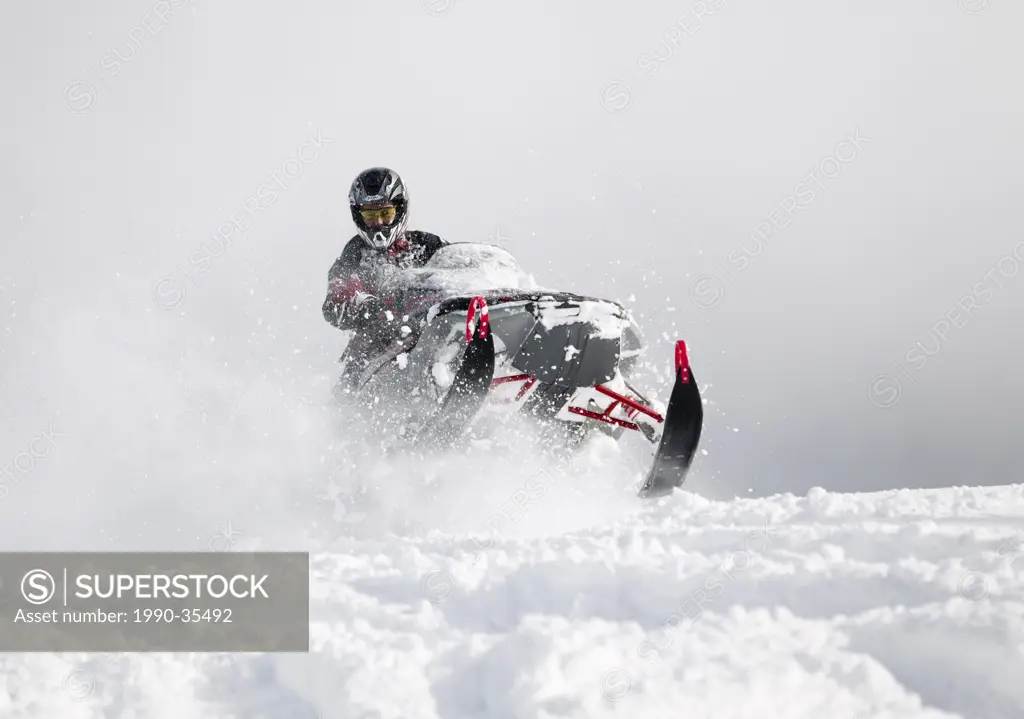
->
[348, 167, 409, 250]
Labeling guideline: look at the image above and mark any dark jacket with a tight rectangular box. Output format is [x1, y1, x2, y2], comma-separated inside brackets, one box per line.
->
[322, 231, 448, 331]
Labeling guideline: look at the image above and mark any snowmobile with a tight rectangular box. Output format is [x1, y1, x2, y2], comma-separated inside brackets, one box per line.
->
[332, 243, 703, 498]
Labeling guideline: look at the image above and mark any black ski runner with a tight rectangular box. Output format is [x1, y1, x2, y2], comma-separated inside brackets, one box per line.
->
[638, 341, 704, 498]
[413, 297, 496, 451]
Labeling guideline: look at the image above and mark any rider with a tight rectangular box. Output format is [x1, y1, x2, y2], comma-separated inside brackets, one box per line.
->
[322, 167, 448, 335]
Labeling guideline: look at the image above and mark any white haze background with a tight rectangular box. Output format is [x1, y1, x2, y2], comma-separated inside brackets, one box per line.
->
[1, 2, 1022, 548]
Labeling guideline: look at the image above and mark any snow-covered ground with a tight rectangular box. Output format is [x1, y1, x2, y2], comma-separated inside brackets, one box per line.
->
[3, 467, 1021, 719]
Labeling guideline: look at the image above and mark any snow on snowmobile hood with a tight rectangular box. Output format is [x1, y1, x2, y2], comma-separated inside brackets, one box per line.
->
[379, 242, 541, 297]
[531, 295, 631, 341]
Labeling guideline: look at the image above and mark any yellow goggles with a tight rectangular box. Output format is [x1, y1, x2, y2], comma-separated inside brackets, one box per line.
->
[359, 206, 397, 223]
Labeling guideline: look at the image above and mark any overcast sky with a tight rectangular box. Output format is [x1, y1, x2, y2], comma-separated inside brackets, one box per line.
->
[1, 0, 1021, 548]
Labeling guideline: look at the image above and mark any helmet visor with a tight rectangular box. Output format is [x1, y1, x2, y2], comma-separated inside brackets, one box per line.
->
[359, 205, 397, 225]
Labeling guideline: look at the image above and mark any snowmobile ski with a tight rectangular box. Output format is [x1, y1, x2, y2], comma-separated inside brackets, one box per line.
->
[413, 296, 496, 450]
[637, 341, 703, 498]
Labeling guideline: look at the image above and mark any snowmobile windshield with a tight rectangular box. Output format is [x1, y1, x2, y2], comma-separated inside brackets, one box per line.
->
[379, 242, 540, 298]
